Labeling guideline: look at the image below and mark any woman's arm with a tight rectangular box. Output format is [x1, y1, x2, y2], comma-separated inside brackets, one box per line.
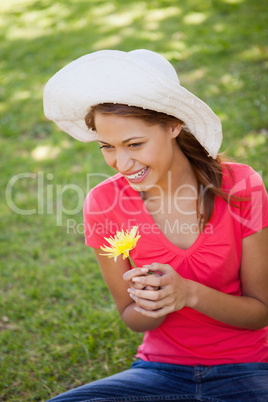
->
[93, 248, 165, 332]
[129, 227, 268, 330]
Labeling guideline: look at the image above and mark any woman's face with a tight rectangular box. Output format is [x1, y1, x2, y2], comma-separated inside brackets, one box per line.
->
[94, 113, 181, 192]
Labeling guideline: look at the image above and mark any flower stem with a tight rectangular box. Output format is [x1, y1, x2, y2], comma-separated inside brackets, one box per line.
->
[128, 256, 136, 268]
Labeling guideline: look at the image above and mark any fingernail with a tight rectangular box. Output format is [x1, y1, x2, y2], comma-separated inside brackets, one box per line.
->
[141, 267, 148, 273]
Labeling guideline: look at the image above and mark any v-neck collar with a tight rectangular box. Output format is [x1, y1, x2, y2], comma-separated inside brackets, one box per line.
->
[125, 178, 210, 257]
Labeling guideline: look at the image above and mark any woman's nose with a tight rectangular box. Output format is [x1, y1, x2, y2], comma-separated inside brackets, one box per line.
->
[115, 149, 134, 173]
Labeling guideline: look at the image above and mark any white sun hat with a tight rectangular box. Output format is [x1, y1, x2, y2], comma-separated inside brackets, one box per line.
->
[43, 49, 222, 158]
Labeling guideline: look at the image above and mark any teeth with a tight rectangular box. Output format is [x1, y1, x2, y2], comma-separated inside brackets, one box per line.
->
[126, 167, 148, 180]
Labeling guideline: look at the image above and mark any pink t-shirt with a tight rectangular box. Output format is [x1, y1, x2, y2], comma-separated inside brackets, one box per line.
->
[83, 163, 268, 366]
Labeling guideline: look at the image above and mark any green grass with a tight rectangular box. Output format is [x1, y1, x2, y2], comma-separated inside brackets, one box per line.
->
[1, 0, 268, 400]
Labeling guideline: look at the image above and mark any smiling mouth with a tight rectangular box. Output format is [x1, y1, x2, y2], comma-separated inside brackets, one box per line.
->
[125, 167, 149, 180]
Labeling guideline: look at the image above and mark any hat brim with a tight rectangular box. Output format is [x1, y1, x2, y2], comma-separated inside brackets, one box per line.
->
[44, 50, 222, 158]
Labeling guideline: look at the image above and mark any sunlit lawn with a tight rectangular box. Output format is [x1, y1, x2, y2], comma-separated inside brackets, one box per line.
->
[0, 0, 267, 400]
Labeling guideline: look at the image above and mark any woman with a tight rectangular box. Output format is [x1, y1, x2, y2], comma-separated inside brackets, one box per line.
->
[44, 49, 268, 401]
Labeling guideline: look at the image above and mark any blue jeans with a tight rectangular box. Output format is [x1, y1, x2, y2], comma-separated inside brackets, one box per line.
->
[47, 360, 268, 401]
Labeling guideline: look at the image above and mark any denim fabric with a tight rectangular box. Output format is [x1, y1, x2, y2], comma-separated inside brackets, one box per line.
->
[47, 360, 268, 402]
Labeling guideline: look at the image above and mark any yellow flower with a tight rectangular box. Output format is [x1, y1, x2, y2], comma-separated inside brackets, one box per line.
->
[100, 226, 141, 265]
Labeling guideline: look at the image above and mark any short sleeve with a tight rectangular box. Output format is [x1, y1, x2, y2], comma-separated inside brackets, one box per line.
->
[229, 168, 268, 238]
[83, 190, 111, 248]
[83, 174, 141, 249]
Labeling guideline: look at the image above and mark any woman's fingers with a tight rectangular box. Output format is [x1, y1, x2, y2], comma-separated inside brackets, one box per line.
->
[128, 287, 167, 301]
[133, 282, 146, 290]
[131, 293, 175, 312]
[133, 284, 157, 290]
[131, 286, 176, 317]
[123, 267, 148, 282]
[123, 267, 161, 290]
[125, 263, 187, 316]
[128, 286, 175, 314]
[132, 273, 166, 288]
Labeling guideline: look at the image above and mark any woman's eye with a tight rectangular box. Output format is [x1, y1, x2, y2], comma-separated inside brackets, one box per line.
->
[99, 145, 113, 149]
[99, 143, 143, 150]
[129, 143, 142, 148]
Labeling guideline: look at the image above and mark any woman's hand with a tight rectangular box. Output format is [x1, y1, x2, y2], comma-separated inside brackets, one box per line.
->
[123, 267, 159, 291]
[93, 250, 166, 331]
[124, 263, 190, 318]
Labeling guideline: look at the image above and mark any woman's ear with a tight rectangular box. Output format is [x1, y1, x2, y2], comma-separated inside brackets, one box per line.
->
[170, 123, 182, 139]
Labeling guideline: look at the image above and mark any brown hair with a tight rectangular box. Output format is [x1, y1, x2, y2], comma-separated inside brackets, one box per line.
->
[85, 103, 230, 229]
